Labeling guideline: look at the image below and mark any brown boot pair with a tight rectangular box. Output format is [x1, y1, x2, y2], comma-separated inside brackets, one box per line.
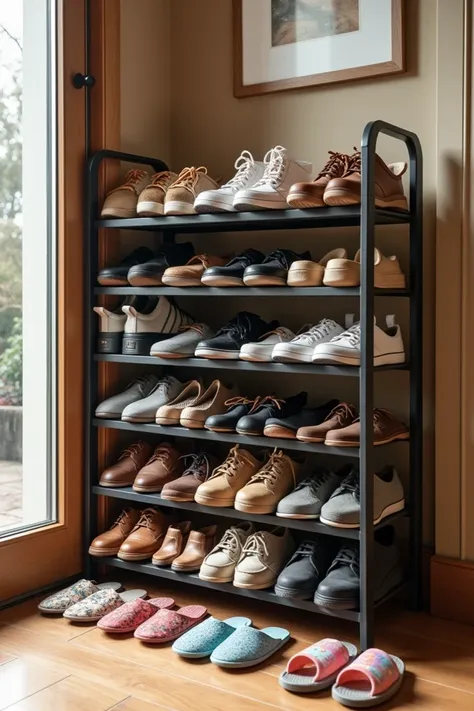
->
[152, 521, 217, 572]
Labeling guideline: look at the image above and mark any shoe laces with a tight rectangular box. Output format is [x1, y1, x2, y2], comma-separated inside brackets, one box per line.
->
[217, 312, 257, 340]
[222, 151, 256, 190]
[208, 445, 243, 480]
[250, 394, 285, 414]
[226, 250, 261, 268]
[352, 408, 396, 434]
[315, 151, 351, 180]
[214, 527, 243, 558]
[295, 468, 331, 493]
[118, 443, 146, 464]
[172, 166, 208, 190]
[154, 375, 176, 397]
[340, 148, 361, 177]
[178, 323, 204, 336]
[332, 469, 360, 500]
[242, 531, 269, 558]
[293, 318, 338, 345]
[146, 446, 172, 468]
[224, 395, 259, 409]
[127, 374, 157, 392]
[148, 171, 174, 189]
[325, 402, 358, 425]
[132, 508, 157, 531]
[252, 146, 287, 188]
[330, 545, 360, 575]
[292, 539, 322, 561]
[180, 452, 212, 480]
[263, 249, 294, 269]
[331, 322, 360, 347]
[110, 169, 147, 194]
[248, 449, 294, 493]
[110, 508, 133, 532]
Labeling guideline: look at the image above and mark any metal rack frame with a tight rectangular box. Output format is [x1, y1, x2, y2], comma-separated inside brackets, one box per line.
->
[84, 120, 423, 650]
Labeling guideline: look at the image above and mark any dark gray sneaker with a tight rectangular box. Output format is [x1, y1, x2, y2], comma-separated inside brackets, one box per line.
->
[276, 467, 343, 519]
[274, 538, 337, 600]
[314, 527, 403, 610]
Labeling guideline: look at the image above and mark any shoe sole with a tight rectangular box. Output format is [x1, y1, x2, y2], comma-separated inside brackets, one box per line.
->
[233, 198, 289, 211]
[233, 578, 278, 590]
[204, 426, 237, 433]
[121, 416, 156, 423]
[132, 485, 163, 493]
[325, 432, 410, 447]
[117, 551, 157, 561]
[94, 412, 122, 419]
[194, 197, 236, 213]
[272, 346, 313, 363]
[161, 276, 204, 287]
[98, 480, 134, 488]
[194, 494, 235, 507]
[96, 277, 129, 286]
[323, 265, 360, 288]
[274, 585, 314, 599]
[239, 352, 273, 362]
[88, 546, 121, 557]
[287, 270, 323, 287]
[155, 417, 181, 426]
[199, 574, 234, 583]
[201, 275, 244, 286]
[137, 201, 164, 216]
[180, 419, 206, 429]
[127, 275, 164, 286]
[314, 593, 357, 610]
[276, 512, 320, 519]
[234, 501, 277, 514]
[296, 434, 326, 443]
[194, 348, 240, 359]
[243, 274, 287, 286]
[235, 428, 264, 436]
[324, 188, 408, 211]
[263, 425, 296, 439]
[150, 352, 191, 359]
[311, 352, 406, 366]
[160, 492, 194, 502]
[101, 207, 136, 219]
[319, 499, 406, 528]
[286, 194, 325, 209]
[164, 200, 196, 216]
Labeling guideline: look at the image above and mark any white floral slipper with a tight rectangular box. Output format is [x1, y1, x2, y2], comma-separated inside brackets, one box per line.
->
[63, 588, 147, 622]
[38, 579, 122, 615]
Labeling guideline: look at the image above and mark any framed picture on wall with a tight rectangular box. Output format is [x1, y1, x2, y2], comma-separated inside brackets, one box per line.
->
[233, 0, 405, 98]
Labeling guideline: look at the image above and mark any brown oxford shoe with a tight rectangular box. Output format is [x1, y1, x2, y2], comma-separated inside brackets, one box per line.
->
[99, 441, 153, 487]
[117, 508, 170, 561]
[88, 508, 141, 557]
[133, 443, 183, 493]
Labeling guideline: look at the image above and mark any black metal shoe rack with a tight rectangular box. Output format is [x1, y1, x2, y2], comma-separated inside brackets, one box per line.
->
[85, 120, 423, 650]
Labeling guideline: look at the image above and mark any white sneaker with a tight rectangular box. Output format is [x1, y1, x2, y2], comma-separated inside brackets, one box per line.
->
[233, 146, 312, 211]
[272, 319, 346, 363]
[194, 151, 265, 214]
[122, 296, 194, 356]
[239, 326, 295, 363]
[199, 523, 255, 583]
[312, 316, 405, 366]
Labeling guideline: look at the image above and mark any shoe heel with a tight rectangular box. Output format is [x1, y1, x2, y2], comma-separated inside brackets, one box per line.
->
[97, 332, 123, 354]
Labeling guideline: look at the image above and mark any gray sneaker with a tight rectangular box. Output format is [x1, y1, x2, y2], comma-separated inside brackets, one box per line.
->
[95, 374, 159, 419]
[276, 467, 342, 519]
[121, 376, 185, 423]
[150, 323, 215, 358]
[320, 465, 405, 529]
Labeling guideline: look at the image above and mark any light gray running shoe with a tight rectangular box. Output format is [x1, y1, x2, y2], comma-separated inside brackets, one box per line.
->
[94, 374, 158, 419]
[276, 467, 342, 519]
[150, 323, 214, 359]
[121, 376, 185, 423]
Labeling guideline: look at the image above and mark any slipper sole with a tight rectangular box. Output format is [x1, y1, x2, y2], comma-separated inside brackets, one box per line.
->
[331, 655, 404, 708]
[211, 637, 288, 668]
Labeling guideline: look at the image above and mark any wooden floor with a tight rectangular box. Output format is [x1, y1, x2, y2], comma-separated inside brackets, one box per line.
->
[1, 574, 474, 710]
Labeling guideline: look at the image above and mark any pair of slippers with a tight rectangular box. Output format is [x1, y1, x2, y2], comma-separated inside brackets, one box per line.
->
[172, 616, 290, 668]
[100, 602, 208, 643]
[280, 638, 404, 708]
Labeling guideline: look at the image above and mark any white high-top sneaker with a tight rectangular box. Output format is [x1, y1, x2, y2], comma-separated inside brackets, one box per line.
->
[122, 296, 194, 356]
[93, 306, 127, 354]
[233, 146, 312, 211]
[194, 151, 265, 214]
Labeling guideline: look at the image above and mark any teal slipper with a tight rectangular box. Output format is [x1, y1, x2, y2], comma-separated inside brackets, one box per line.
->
[210, 626, 290, 668]
[172, 616, 252, 659]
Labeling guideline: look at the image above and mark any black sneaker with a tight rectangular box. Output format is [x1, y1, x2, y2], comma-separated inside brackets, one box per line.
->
[201, 249, 265, 287]
[243, 249, 312, 286]
[263, 400, 340, 439]
[97, 247, 154, 286]
[205, 396, 260, 433]
[127, 242, 195, 286]
[194, 312, 278, 360]
[236, 391, 308, 436]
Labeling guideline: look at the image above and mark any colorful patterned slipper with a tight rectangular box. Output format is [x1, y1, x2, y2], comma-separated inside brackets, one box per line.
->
[38, 579, 122, 615]
[172, 616, 252, 658]
[97, 597, 175, 633]
[210, 626, 290, 668]
[134, 604, 208, 644]
[331, 648, 405, 708]
[279, 639, 358, 693]
[63, 588, 147, 622]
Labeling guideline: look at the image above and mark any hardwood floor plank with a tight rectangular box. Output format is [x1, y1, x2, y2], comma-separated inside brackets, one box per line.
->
[4, 675, 128, 711]
[0, 658, 67, 710]
[110, 698, 178, 711]
[0, 651, 17, 665]
[0, 598, 95, 641]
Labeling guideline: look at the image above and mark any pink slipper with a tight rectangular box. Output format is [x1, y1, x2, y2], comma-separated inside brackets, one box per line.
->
[280, 639, 358, 693]
[134, 604, 207, 644]
[97, 597, 175, 633]
[332, 648, 405, 707]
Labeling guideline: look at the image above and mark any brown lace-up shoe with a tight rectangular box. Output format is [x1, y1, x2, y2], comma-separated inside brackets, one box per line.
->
[89, 508, 141, 557]
[117, 508, 170, 561]
[133, 443, 183, 493]
[287, 151, 351, 208]
[152, 521, 192, 566]
[297, 403, 358, 443]
[194, 445, 261, 507]
[171, 525, 217, 572]
[234, 449, 300, 514]
[324, 151, 408, 210]
[161, 452, 219, 502]
[99, 442, 153, 487]
[164, 167, 219, 216]
[326, 408, 410, 447]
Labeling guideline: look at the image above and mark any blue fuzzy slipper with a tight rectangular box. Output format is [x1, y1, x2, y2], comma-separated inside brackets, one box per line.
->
[210, 626, 290, 668]
[172, 616, 252, 658]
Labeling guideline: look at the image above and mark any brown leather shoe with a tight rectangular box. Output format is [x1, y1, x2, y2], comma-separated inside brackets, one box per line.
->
[297, 403, 358, 443]
[132, 443, 183, 493]
[117, 508, 170, 561]
[152, 521, 191, 566]
[323, 151, 408, 210]
[234, 449, 300, 514]
[287, 151, 350, 208]
[161, 452, 219, 501]
[326, 408, 410, 447]
[99, 442, 153, 487]
[88, 508, 141, 557]
[171, 525, 217, 572]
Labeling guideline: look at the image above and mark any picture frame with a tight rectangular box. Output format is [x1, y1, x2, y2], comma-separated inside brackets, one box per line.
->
[233, 0, 405, 98]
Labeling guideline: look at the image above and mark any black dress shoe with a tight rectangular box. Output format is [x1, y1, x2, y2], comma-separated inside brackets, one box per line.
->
[194, 312, 278, 360]
[275, 538, 336, 600]
[263, 400, 339, 439]
[201, 248, 265, 287]
[243, 249, 312, 286]
[236, 391, 308, 436]
[127, 242, 195, 286]
[97, 247, 154, 286]
[205, 396, 258, 432]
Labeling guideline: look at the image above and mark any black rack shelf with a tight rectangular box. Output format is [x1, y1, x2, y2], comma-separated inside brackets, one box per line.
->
[95, 286, 411, 298]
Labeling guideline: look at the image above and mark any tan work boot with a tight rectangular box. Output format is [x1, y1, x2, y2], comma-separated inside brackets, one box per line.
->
[136, 171, 178, 216]
[234, 449, 300, 514]
[233, 527, 295, 590]
[194, 445, 261, 507]
[100, 169, 151, 218]
[323, 248, 406, 289]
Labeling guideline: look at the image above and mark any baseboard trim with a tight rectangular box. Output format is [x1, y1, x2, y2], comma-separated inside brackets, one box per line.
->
[0, 574, 79, 612]
[430, 555, 474, 624]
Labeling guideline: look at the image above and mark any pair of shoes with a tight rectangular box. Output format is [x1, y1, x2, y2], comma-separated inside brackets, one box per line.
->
[287, 149, 408, 211]
[94, 295, 194, 355]
[156, 379, 237, 428]
[99, 442, 184, 493]
[203, 248, 311, 286]
[152, 520, 217, 571]
[89, 507, 169, 560]
[96, 242, 194, 286]
[288, 247, 406, 289]
[94, 375, 187, 422]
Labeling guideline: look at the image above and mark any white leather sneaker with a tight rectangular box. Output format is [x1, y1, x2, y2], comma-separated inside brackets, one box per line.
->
[233, 146, 312, 211]
[233, 527, 295, 590]
[312, 316, 406, 366]
[122, 296, 194, 356]
[194, 151, 265, 213]
[272, 319, 346, 363]
[199, 523, 255, 583]
[239, 326, 295, 362]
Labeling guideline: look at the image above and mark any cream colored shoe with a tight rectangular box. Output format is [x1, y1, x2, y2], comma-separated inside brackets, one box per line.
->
[199, 522, 255, 583]
[233, 527, 295, 590]
[101, 169, 151, 219]
[164, 167, 219, 216]
[180, 380, 236, 429]
[234, 449, 300, 514]
[323, 248, 406, 289]
[136, 171, 178, 216]
[155, 380, 202, 426]
[194, 445, 261, 507]
[287, 248, 347, 287]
